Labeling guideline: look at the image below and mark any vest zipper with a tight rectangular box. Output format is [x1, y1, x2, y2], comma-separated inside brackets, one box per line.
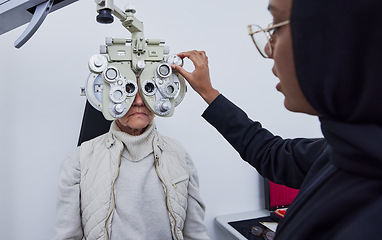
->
[104, 150, 122, 240]
[154, 154, 180, 240]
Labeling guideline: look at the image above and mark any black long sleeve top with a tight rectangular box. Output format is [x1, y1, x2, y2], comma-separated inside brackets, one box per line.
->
[202, 94, 382, 240]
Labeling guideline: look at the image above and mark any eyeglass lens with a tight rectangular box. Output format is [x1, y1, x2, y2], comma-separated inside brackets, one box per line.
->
[249, 25, 272, 58]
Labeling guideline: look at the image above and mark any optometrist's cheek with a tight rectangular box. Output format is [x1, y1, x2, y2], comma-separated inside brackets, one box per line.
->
[265, 41, 273, 58]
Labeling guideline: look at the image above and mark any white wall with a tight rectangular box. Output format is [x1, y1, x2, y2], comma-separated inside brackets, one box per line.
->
[0, 0, 322, 239]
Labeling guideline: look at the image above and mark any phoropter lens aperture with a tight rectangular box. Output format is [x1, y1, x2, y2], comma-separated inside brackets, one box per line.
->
[126, 83, 136, 94]
[145, 82, 155, 93]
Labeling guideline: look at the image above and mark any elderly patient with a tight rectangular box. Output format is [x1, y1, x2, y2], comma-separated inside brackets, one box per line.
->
[53, 91, 209, 240]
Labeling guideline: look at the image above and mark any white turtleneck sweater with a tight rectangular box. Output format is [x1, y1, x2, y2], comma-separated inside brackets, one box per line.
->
[110, 123, 172, 239]
[53, 122, 210, 240]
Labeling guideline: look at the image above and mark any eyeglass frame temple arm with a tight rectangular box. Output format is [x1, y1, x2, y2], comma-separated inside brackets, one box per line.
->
[247, 20, 290, 35]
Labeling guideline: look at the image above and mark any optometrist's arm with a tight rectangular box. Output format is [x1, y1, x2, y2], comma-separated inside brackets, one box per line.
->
[172, 50, 220, 104]
[202, 95, 328, 189]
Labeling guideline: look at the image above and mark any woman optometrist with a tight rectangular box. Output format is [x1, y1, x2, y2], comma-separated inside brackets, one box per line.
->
[172, 0, 382, 239]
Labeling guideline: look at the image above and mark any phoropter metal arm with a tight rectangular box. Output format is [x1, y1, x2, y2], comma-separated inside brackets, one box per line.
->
[95, 0, 143, 35]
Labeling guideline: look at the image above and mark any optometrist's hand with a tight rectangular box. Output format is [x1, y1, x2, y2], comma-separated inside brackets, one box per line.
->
[172, 50, 220, 104]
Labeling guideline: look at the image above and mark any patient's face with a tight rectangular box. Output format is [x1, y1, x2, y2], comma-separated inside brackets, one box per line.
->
[116, 91, 154, 136]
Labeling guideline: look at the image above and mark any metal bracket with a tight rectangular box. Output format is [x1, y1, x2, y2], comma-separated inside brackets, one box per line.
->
[14, 0, 53, 48]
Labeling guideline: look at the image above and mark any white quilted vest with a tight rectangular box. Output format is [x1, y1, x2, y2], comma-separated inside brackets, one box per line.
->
[79, 131, 189, 240]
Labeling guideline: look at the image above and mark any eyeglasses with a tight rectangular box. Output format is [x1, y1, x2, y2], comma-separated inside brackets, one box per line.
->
[247, 20, 290, 58]
[250, 226, 275, 240]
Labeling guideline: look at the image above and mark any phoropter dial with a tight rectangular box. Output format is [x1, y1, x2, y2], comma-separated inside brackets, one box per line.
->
[103, 66, 119, 83]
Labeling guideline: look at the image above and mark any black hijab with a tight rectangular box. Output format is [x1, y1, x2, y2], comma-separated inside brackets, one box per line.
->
[291, 0, 382, 178]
